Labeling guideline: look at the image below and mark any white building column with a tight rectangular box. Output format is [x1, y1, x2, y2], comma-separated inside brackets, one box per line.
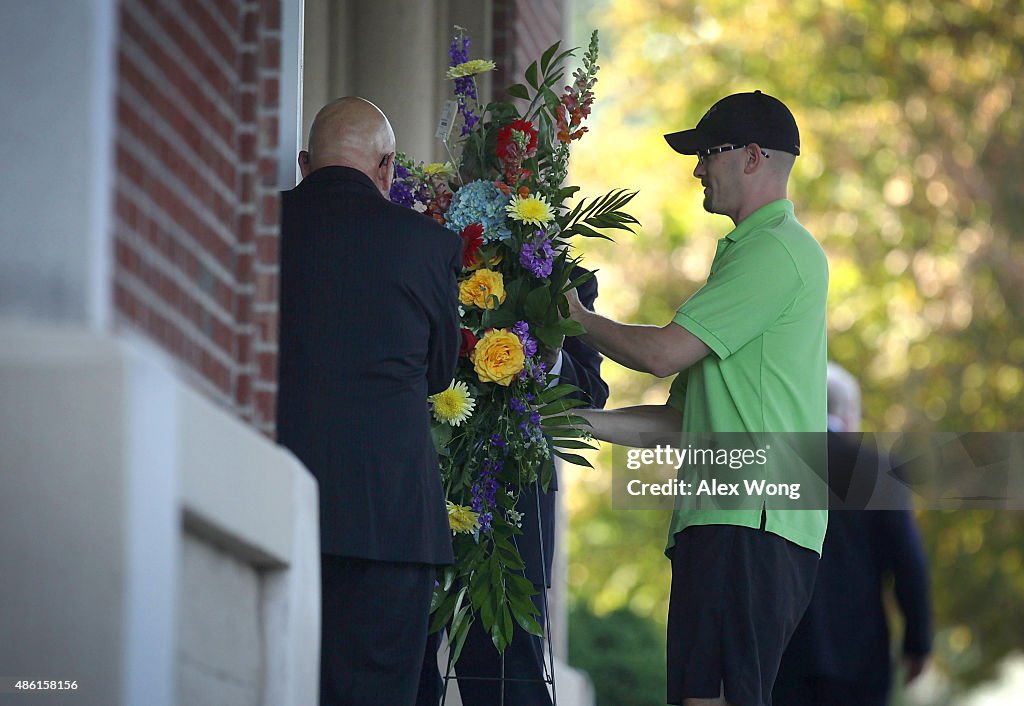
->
[300, 0, 491, 163]
[0, 0, 117, 328]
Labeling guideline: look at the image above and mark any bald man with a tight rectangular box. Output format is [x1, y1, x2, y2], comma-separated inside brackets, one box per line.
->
[276, 97, 463, 706]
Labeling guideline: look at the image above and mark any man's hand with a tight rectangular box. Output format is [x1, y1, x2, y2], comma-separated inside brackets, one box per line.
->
[903, 654, 928, 684]
[540, 343, 563, 368]
[566, 287, 585, 321]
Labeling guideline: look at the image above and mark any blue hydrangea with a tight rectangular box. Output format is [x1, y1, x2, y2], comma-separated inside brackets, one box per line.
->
[445, 180, 511, 243]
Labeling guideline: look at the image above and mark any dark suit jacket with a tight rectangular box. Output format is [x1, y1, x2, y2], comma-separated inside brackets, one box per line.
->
[517, 269, 608, 587]
[774, 431, 932, 700]
[276, 166, 462, 565]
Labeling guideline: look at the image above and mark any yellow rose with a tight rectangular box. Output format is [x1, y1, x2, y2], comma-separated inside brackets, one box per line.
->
[471, 329, 525, 386]
[459, 269, 506, 309]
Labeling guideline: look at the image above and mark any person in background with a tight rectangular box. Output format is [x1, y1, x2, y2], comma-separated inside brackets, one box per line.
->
[773, 362, 933, 706]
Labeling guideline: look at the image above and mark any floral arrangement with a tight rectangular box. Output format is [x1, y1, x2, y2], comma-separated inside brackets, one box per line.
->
[390, 27, 638, 661]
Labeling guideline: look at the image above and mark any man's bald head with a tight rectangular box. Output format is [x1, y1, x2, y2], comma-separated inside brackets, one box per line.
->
[827, 362, 862, 432]
[299, 97, 396, 196]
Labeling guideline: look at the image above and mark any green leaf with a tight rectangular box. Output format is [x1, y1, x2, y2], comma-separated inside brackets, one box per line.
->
[490, 592, 508, 651]
[525, 60, 539, 89]
[481, 308, 518, 329]
[506, 83, 530, 100]
[533, 324, 562, 350]
[556, 185, 582, 202]
[430, 423, 452, 454]
[448, 612, 474, 664]
[507, 572, 538, 596]
[429, 581, 445, 613]
[494, 540, 526, 570]
[442, 566, 457, 592]
[539, 383, 581, 403]
[540, 41, 562, 75]
[449, 596, 471, 642]
[566, 223, 616, 241]
[524, 285, 553, 322]
[501, 603, 515, 646]
[429, 589, 459, 633]
[536, 398, 589, 415]
[552, 449, 593, 467]
[559, 318, 588, 337]
[548, 438, 598, 450]
[542, 86, 561, 111]
[478, 582, 496, 630]
[511, 602, 545, 637]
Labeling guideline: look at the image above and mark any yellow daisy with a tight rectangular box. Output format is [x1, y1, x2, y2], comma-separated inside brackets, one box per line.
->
[446, 59, 497, 79]
[423, 162, 455, 178]
[429, 380, 476, 426]
[446, 501, 480, 534]
[506, 193, 555, 227]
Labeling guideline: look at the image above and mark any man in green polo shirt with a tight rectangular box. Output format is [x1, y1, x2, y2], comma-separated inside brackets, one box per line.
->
[568, 91, 828, 706]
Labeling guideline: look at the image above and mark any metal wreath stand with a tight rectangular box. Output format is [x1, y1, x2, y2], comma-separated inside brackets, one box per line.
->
[440, 472, 558, 705]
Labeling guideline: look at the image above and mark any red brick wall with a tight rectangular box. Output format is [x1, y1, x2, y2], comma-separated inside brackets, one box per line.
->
[113, 0, 281, 435]
[111, 0, 565, 437]
[492, 0, 567, 100]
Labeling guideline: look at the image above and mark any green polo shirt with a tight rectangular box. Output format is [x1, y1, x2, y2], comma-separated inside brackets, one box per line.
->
[666, 199, 829, 555]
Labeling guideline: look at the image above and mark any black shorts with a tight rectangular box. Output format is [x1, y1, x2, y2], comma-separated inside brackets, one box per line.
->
[667, 524, 818, 706]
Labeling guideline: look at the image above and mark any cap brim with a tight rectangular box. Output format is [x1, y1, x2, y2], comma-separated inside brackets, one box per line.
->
[664, 129, 717, 155]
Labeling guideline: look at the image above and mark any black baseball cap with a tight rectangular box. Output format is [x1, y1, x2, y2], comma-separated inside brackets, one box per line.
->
[664, 90, 800, 156]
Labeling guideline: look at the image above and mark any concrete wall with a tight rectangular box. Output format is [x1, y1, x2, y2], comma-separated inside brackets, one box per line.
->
[0, 323, 320, 706]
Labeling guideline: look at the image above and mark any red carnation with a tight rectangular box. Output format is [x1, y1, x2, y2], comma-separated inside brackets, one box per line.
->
[459, 223, 484, 268]
[459, 329, 478, 357]
[496, 119, 538, 162]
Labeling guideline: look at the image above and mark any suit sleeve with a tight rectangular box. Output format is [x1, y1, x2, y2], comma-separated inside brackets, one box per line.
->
[426, 234, 462, 395]
[877, 508, 933, 656]
[559, 269, 609, 409]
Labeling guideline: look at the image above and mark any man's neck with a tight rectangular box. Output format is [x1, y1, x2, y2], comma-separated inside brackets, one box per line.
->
[732, 190, 788, 225]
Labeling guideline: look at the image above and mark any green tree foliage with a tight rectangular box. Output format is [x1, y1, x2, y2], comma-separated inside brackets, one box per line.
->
[566, 0, 1024, 694]
[569, 603, 665, 706]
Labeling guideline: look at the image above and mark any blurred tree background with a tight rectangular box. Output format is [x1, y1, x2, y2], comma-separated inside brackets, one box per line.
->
[562, 0, 1024, 702]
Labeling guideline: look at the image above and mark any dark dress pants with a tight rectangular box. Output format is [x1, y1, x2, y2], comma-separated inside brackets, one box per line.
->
[321, 554, 436, 706]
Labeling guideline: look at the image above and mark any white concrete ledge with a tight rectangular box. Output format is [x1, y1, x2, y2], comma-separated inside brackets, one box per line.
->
[0, 321, 320, 706]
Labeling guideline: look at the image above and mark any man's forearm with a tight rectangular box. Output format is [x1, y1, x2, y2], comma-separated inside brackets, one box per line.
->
[573, 308, 664, 375]
[577, 405, 683, 448]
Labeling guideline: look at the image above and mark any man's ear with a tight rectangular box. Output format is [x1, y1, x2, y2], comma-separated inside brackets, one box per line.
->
[744, 143, 766, 174]
[298, 150, 312, 179]
[376, 152, 394, 197]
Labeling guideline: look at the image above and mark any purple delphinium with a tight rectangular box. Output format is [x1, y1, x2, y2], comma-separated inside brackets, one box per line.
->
[509, 397, 528, 415]
[518, 410, 545, 444]
[490, 434, 507, 448]
[530, 360, 549, 385]
[449, 35, 479, 136]
[512, 320, 539, 358]
[520, 230, 555, 278]
[471, 458, 502, 533]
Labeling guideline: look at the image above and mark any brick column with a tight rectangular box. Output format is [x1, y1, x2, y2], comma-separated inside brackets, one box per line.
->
[113, 0, 283, 436]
